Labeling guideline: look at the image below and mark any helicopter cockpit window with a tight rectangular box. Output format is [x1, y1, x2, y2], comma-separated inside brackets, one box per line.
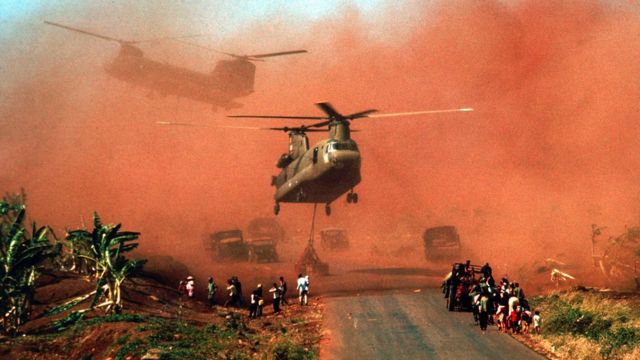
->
[328, 142, 358, 151]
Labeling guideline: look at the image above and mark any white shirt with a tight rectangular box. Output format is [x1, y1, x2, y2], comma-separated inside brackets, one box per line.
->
[533, 314, 541, 327]
[297, 277, 308, 291]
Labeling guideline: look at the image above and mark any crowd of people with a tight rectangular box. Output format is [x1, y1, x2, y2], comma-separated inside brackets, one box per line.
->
[177, 273, 312, 319]
[446, 261, 542, 335]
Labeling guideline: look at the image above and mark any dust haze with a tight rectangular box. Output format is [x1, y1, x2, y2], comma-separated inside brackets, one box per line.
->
[2, 1, 640, 290]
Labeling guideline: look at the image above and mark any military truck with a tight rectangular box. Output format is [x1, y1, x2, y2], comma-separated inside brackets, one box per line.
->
[247, 217, 286, 243]
[208, 230, 249, 261]
[320, 228, 349, 251]
[247, 238, 279, 263]
[423, 226, 461, 262]
[443, 262, 482, 312]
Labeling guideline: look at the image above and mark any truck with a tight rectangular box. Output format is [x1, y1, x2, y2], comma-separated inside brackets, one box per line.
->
[320, 228, 349, 251]
[443, 262, 482, 312]
[247, 237, 279, 263]
[208, 230, 249, 261]
[423, 226, 461, 262]
[247, 218, 286, 243]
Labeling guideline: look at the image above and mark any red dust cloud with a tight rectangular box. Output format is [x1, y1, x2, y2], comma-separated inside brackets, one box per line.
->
[1, 1, 640, 290]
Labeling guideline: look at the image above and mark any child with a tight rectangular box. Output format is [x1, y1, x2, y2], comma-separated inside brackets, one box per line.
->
[533, 310, 542, 334]
[510, 307, 521, 334]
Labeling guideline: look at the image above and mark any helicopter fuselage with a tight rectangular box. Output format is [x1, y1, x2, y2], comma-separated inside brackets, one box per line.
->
[273, 138, 361, 204]
[103, 48, 252, 110]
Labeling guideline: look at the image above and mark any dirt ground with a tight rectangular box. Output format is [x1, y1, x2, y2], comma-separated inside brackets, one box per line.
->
[0, 272, 323, 360]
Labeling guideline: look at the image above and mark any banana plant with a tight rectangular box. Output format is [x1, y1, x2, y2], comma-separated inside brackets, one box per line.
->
[64, 212, 146, 314]
[0, 199, 59, 335]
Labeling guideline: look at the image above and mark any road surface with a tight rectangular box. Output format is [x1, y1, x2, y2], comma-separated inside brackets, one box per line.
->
[322, 289, 545, 359]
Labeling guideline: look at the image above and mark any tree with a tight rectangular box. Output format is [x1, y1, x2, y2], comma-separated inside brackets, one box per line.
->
[63, 212, 146, 314]
[0, 194, 59, 335]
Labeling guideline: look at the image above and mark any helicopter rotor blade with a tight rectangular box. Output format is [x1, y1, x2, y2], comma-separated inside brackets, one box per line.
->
[315, 102, 343, 119]
[219, 125, 326, 132]
[306, 120, 332, 129]
[346, 109, 378, 119]
[173, 39, 237, 56]
[228, 115, 326, 120]
[131, 34, 205, 45]
[248, 50, 308, 59]
[366, 108, 474, 118]
[156, 121, 207, 126]
[45, 20, 127, 43]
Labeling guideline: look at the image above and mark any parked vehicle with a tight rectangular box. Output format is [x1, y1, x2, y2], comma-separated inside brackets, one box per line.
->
[320, 228, 349, 251]
[423, 226, 461, 261]
[208, 230, 249, 261]
[247, 218, 286, 243]
[247, 238, 279, 263]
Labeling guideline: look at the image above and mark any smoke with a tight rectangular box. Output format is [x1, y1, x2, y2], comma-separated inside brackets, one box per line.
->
[2, 1, 640, 288]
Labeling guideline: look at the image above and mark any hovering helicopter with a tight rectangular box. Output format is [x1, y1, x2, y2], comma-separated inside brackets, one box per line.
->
[229, 103, 473, 216]
[44, 21, 307, 111]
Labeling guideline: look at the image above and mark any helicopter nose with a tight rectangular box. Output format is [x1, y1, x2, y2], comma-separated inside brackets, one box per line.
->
[330, 150, 360, 169]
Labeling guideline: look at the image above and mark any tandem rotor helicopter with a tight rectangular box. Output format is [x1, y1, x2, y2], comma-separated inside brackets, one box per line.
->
[228, 102, 473, 216]
[44, 21, 307, 111]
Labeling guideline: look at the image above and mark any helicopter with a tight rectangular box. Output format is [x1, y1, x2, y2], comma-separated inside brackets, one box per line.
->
[44, 21, 307, 111]
[229, 102, 473, 216]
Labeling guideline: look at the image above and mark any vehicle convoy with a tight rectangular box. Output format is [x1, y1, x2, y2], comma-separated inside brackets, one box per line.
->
[320, 228, 349, 251]
[443, 262, 482, 312]
[423, 226, 461, 261]
[207, 229, 279, 263]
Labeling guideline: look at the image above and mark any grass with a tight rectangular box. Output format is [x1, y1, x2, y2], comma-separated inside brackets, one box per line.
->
[529, 290, 640, 359]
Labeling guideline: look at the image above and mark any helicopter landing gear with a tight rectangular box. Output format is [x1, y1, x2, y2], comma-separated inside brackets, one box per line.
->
[346, 191, 359, 204]
[325, 203, 331, 216]
[274, 203, 280, 216]
[296, 189, 306, 202]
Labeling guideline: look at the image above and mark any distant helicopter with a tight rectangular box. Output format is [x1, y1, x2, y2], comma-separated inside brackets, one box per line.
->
[229, 103, 473, 216]
[44, 21, 307, 111]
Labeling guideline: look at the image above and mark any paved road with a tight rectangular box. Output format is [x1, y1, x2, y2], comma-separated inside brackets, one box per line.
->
[322, 289, 545, 360]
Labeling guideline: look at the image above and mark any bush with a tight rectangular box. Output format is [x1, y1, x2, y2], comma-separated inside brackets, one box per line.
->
[273, 341, 312, 360]
[600, 328, 640, 358]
